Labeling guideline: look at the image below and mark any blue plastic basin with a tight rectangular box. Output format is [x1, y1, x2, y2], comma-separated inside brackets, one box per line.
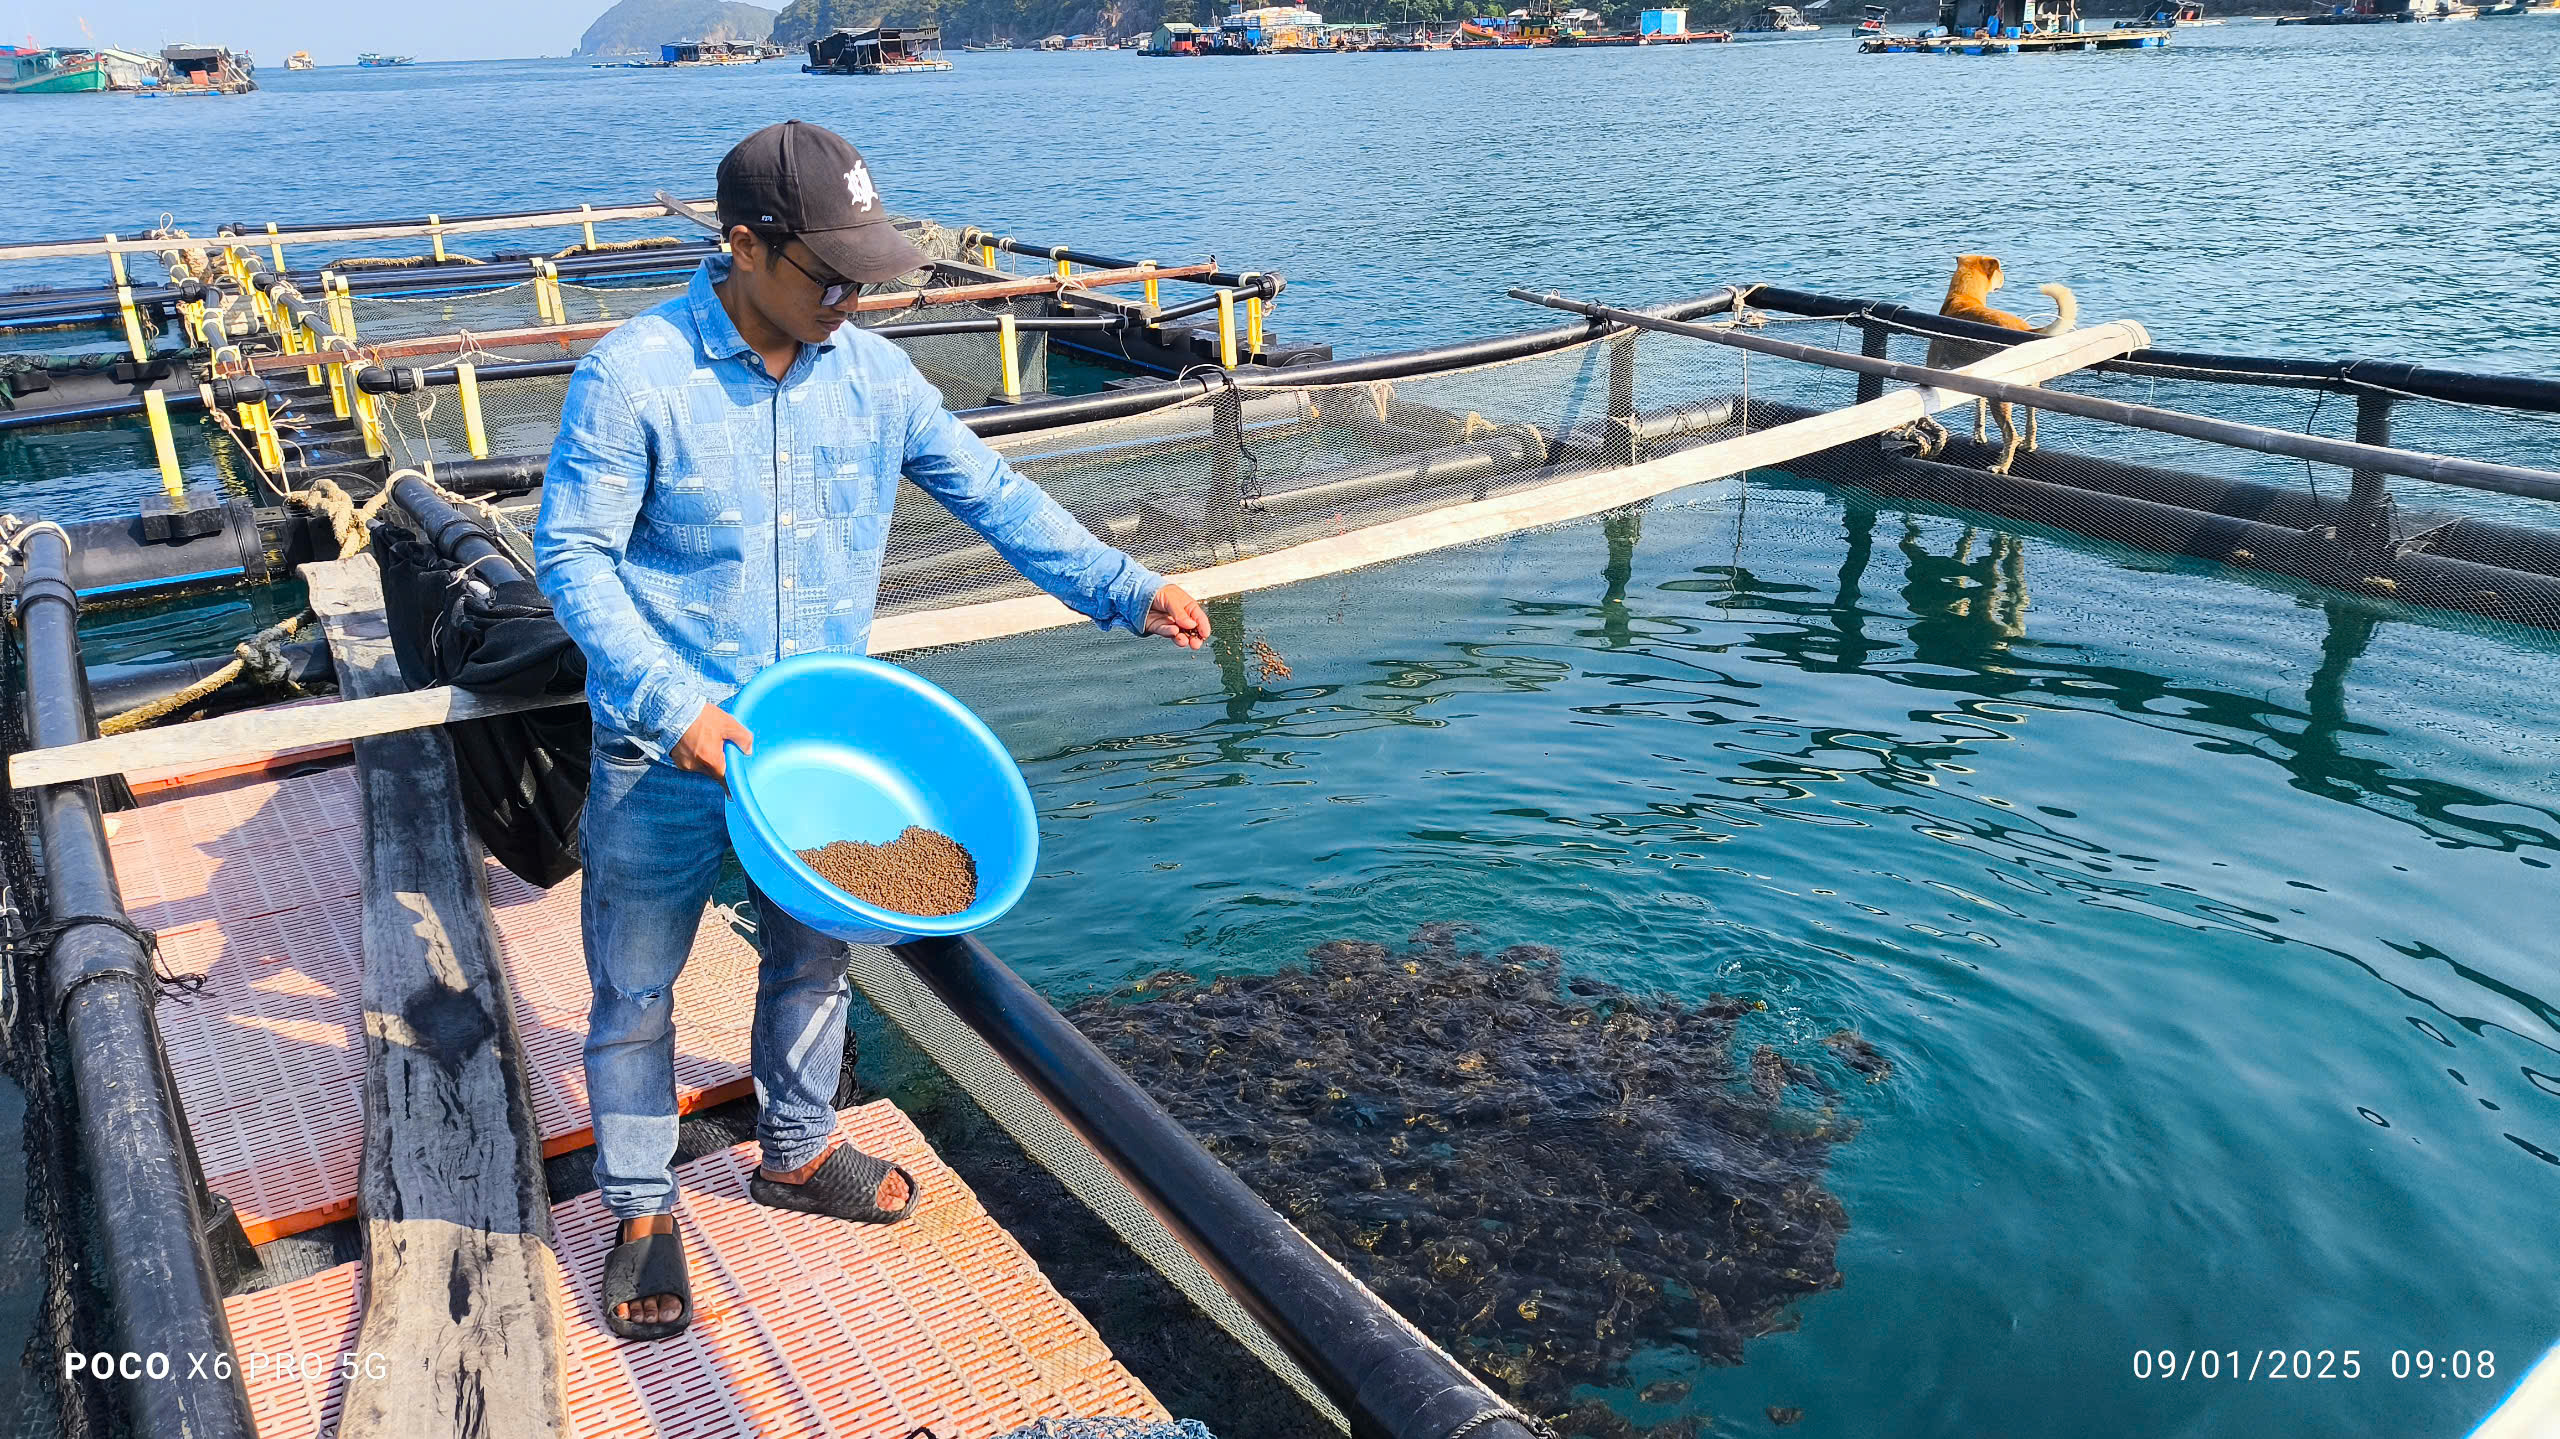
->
[722, 653, 1038, 946]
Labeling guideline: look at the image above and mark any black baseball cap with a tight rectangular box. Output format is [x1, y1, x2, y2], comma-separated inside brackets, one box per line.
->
[715, 120, 928, 284]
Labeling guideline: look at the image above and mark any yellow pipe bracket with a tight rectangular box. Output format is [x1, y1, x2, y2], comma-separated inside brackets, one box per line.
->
[142, 390, 185, 499]
[1216, 291, 1237, 371]
[998, 313, 1023, 401]
[456, 363, 490, 459]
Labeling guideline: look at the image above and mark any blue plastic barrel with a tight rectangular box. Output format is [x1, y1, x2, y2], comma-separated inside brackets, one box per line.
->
[723, 653, 1039, 946]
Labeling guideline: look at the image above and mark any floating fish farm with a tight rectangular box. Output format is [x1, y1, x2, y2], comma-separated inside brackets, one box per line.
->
[4, 191, 2559, 1439]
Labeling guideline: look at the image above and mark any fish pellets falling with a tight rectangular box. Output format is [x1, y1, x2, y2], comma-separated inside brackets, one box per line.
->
[797, 827, 978, 916]
[1249, 636, 1292, 684]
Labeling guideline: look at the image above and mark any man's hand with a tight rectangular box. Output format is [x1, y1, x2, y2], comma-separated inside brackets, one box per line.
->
[1146, 584, 1212, 650]
[671, 705, 754, 781]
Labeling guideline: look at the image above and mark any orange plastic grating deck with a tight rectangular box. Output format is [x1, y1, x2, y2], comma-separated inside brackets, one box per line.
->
[119, 766, 760, 1242]
[223, 1103, 1169, 1439]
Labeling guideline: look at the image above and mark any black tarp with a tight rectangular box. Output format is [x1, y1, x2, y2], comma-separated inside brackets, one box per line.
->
[374, 524, 589, 886]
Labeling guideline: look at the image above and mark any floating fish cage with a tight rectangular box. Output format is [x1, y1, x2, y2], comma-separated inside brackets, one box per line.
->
[5, 195, 2560, 1439]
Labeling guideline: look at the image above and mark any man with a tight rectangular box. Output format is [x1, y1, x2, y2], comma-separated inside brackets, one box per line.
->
[535, 120, 1211, 1342]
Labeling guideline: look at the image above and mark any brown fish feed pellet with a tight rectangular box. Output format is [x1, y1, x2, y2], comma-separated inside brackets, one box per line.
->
[796, 827, 978, 917]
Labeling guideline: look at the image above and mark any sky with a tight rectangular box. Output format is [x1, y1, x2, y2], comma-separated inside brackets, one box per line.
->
[2, 1, 603, 63]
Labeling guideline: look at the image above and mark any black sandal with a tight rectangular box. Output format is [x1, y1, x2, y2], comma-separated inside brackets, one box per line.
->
[600, 1218, 692, 1342]
[750, 1142, 919, 1225]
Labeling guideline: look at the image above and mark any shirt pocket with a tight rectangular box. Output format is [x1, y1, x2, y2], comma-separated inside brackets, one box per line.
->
[818, 414, 882, 519]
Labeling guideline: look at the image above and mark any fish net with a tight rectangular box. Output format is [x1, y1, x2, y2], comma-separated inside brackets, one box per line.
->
[447, 325, 1783, 626]
[1708, 304, 2560, 635]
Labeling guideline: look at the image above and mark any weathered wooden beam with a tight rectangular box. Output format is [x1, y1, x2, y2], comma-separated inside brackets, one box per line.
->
[303, 556, 567, 1439]
[8, 684, 562, 789]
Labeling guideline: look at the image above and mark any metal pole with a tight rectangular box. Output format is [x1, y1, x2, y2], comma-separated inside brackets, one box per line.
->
[2344, 392, 2395, 557]
[16, 527, 258, 1439]
[1606, 329, 1637, 468]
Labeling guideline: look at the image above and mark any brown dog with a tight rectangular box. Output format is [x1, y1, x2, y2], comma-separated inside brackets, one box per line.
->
[1924, 254, 2077, 473]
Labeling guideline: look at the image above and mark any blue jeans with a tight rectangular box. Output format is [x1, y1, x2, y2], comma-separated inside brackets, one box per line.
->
[581, 734, 852, 1219]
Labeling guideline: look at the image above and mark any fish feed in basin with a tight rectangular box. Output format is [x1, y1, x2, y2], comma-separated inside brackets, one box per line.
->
[722, 653, 1037, 945]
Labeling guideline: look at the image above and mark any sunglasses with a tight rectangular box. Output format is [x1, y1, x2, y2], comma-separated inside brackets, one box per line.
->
[772, 238, 860, 307]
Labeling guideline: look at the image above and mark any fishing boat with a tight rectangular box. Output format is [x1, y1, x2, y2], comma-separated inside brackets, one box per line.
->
[285, 49, 315, 69]
[1853, 3, 1892, 33]
[1, 44, 160, 93]
[1736, 5, 1825, 37]
[960, 37, 1017, 50]
[354, 52, 414, 66]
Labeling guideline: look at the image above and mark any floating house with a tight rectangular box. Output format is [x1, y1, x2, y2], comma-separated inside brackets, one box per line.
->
[1866, 0, 2168, 48]
[805, 24, 953, 72]
[658, 39, 761, 64]
[159, 43, 257, 91]
[1640, 3, 1690, 29]
[1145, 22, 1209, 52]
[1735, 4, 1824, 36]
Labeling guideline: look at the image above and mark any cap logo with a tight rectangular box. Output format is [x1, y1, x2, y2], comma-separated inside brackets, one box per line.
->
[844, 161, 879, 214]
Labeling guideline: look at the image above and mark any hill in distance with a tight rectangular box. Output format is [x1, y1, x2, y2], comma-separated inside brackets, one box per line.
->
[578, 0, 780, 55]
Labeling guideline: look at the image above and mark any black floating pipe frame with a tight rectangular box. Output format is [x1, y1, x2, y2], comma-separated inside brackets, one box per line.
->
[388, 473, 524, 581]
[894, 936, 1540, 1439]
[14, 527, 259, 1437]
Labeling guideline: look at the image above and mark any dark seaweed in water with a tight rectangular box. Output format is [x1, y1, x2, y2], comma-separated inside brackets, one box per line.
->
[1065, 924, 1865, 1436]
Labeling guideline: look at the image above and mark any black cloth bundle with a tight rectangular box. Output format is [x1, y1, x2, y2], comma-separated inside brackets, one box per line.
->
[373, 523, 590, 886]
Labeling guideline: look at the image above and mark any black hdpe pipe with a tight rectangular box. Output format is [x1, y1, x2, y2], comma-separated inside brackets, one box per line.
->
[15, 527, 259, 1438]
[893, 934, 1540, 1439]
[1780, 441, 2560, 631]
[389, 473, 523, 580]
[964, 232, 1259, 289]
[960, 288, 1744, 440]
[1772, 403, 2560, 581]
[1742, 284, 2560, 415]
[282, 245, 717, 298]
[88, 639, 334, 716]
[41, 502, 322, 601]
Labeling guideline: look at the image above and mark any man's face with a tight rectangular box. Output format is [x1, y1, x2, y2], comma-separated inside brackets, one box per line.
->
[730, 228, 864, 346]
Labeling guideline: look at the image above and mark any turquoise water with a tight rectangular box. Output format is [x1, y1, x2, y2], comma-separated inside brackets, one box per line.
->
[920, 485, 2560, 1436]
[6, 24, 2559, 1438]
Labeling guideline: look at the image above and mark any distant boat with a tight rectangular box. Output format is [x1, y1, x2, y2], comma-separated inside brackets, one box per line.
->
[285, 49, 315, 69]
[961, 38, 1016, 50]
[1853, 2, 1889, 33]
[1735, 4, 1825, 36]
[355, 52, 414, 66]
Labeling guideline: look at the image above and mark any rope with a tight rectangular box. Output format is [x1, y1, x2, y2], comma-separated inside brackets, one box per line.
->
[8, 913, 204, 1004]
[329, 253, 487, 271]
[95, 611, 310, 736]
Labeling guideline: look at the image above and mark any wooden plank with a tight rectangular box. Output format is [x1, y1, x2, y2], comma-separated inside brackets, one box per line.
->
[302, 556, 568, 1439]
[10, 685, 564, 789]
[14, 321, 2142, 788]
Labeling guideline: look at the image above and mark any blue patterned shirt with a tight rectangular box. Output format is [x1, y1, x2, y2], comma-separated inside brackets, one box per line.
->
[534, 258, 1165, 760]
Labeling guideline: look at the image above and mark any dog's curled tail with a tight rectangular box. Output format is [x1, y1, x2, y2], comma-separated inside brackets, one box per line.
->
[2035, 282, 2079, 335]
